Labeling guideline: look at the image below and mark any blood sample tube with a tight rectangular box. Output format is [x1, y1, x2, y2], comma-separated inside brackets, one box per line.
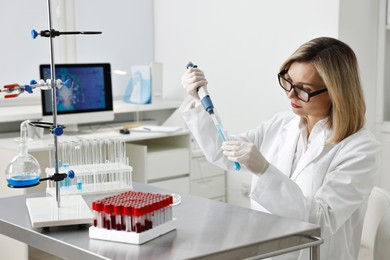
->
[123, 203, 133, 232]
[158, 196, 164, 226]
[167, 195, 173, 221]
[94, 200, 104, 228]
[144, 202, 152, 230]
[133, 203, 144, 233]
[104, 204, 113, 230]
[121, 202, 126, 231]
[163, 195, 173, 223]
[114, 204, 123, 231]
[92, 201, 98, 227]
[150, 198, 156, 228]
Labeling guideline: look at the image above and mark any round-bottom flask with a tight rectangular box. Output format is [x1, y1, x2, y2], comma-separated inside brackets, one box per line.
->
[5, 120, 41, 188]
[6, 153, 41, 188]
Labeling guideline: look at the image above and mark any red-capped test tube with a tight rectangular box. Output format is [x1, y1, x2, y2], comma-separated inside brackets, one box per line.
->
[104, 204, 113, 230]
[123, 202, 132, 232]
[92, 201, 97, 227]
[114, 204, 123, 231]
[94, 201, 105, 228]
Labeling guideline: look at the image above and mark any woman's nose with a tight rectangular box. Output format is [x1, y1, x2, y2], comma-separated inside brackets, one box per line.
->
[286, 89, 296, 99]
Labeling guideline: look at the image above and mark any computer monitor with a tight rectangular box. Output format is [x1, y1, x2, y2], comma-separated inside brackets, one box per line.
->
[40, 63, 114, 133]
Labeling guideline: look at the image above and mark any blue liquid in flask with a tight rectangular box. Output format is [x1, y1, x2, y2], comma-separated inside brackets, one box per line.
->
[7, 174, 40, 187]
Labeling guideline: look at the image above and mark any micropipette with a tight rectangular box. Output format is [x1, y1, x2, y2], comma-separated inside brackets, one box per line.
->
[186, 62, 241, 171]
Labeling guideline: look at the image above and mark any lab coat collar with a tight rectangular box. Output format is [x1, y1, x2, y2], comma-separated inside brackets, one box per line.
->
[276, 116, 301, 176]
[279, 116, 333, 180]
[291, 118, 333, 180]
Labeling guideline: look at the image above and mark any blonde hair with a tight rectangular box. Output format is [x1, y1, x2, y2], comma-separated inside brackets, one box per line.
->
[280, 37, 365, 143]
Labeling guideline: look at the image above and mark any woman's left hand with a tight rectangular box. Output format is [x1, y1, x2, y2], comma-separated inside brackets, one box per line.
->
[222, 141, 269, 174]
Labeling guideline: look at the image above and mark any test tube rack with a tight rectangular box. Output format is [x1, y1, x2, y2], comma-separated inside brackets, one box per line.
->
[46, 163, 133, 196]
[45, 139, 133, 196]
[89, 191, 177, 244]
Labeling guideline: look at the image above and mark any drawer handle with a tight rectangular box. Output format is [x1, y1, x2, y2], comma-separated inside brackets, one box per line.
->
[197, 179, 212, 184]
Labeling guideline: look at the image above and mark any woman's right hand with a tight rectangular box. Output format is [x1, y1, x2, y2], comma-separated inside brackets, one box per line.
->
[181, 67, 208, 100]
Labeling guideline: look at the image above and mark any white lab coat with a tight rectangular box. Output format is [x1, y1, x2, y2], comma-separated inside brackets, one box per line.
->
[182, 101, 381, 260]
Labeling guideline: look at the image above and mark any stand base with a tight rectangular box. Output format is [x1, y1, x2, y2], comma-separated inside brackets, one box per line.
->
[26, 195, 93, 228]
[89, 218, 177, 244]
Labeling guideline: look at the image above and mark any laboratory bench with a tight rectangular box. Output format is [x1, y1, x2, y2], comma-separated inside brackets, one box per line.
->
[0, 182, 322, 260]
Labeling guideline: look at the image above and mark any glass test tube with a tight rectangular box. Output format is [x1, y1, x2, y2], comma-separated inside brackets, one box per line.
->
[114, 204, 123, 231]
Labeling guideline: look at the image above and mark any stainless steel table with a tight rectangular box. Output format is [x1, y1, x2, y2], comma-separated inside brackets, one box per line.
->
[0, 183, 322, 259]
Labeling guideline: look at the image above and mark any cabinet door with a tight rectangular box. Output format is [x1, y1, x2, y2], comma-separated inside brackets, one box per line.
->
[191, 175, 225, 199]
[148, 145, 189, 181]
[126, 143, 147, 183]
[149, 176, 190, 194]
[191, 155, 225, 180]
[126, 142, 190, 195]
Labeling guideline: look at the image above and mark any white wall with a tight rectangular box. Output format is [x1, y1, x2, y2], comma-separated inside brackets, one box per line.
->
[0, 1, 55, 106]
[73, 0, 154, 99]
[338, 0, 379, 135]
[154, 0, 339, 207]
[154, 0, 339, 133]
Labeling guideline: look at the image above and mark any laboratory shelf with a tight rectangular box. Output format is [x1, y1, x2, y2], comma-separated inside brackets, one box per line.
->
[0, 98, 182, 123]
[113, 99, 182, 114]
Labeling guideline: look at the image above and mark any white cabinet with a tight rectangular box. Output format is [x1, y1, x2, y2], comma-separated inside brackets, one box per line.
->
[126, 134, 191, 194]
[190, 149, 226, 202]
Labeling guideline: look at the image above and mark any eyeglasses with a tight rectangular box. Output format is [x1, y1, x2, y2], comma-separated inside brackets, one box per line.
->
[277, 70, 328, 103]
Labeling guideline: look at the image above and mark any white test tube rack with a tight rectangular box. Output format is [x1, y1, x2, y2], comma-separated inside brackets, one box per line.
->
[45, 139, 133, 196]
[46, 163, 133, 196]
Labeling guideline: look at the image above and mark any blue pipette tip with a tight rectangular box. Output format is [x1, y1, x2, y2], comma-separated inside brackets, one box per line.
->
[234, 162, 241, 171]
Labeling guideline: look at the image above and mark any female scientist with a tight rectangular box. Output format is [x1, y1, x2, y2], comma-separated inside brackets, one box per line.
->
[180, 37, 380, 260]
